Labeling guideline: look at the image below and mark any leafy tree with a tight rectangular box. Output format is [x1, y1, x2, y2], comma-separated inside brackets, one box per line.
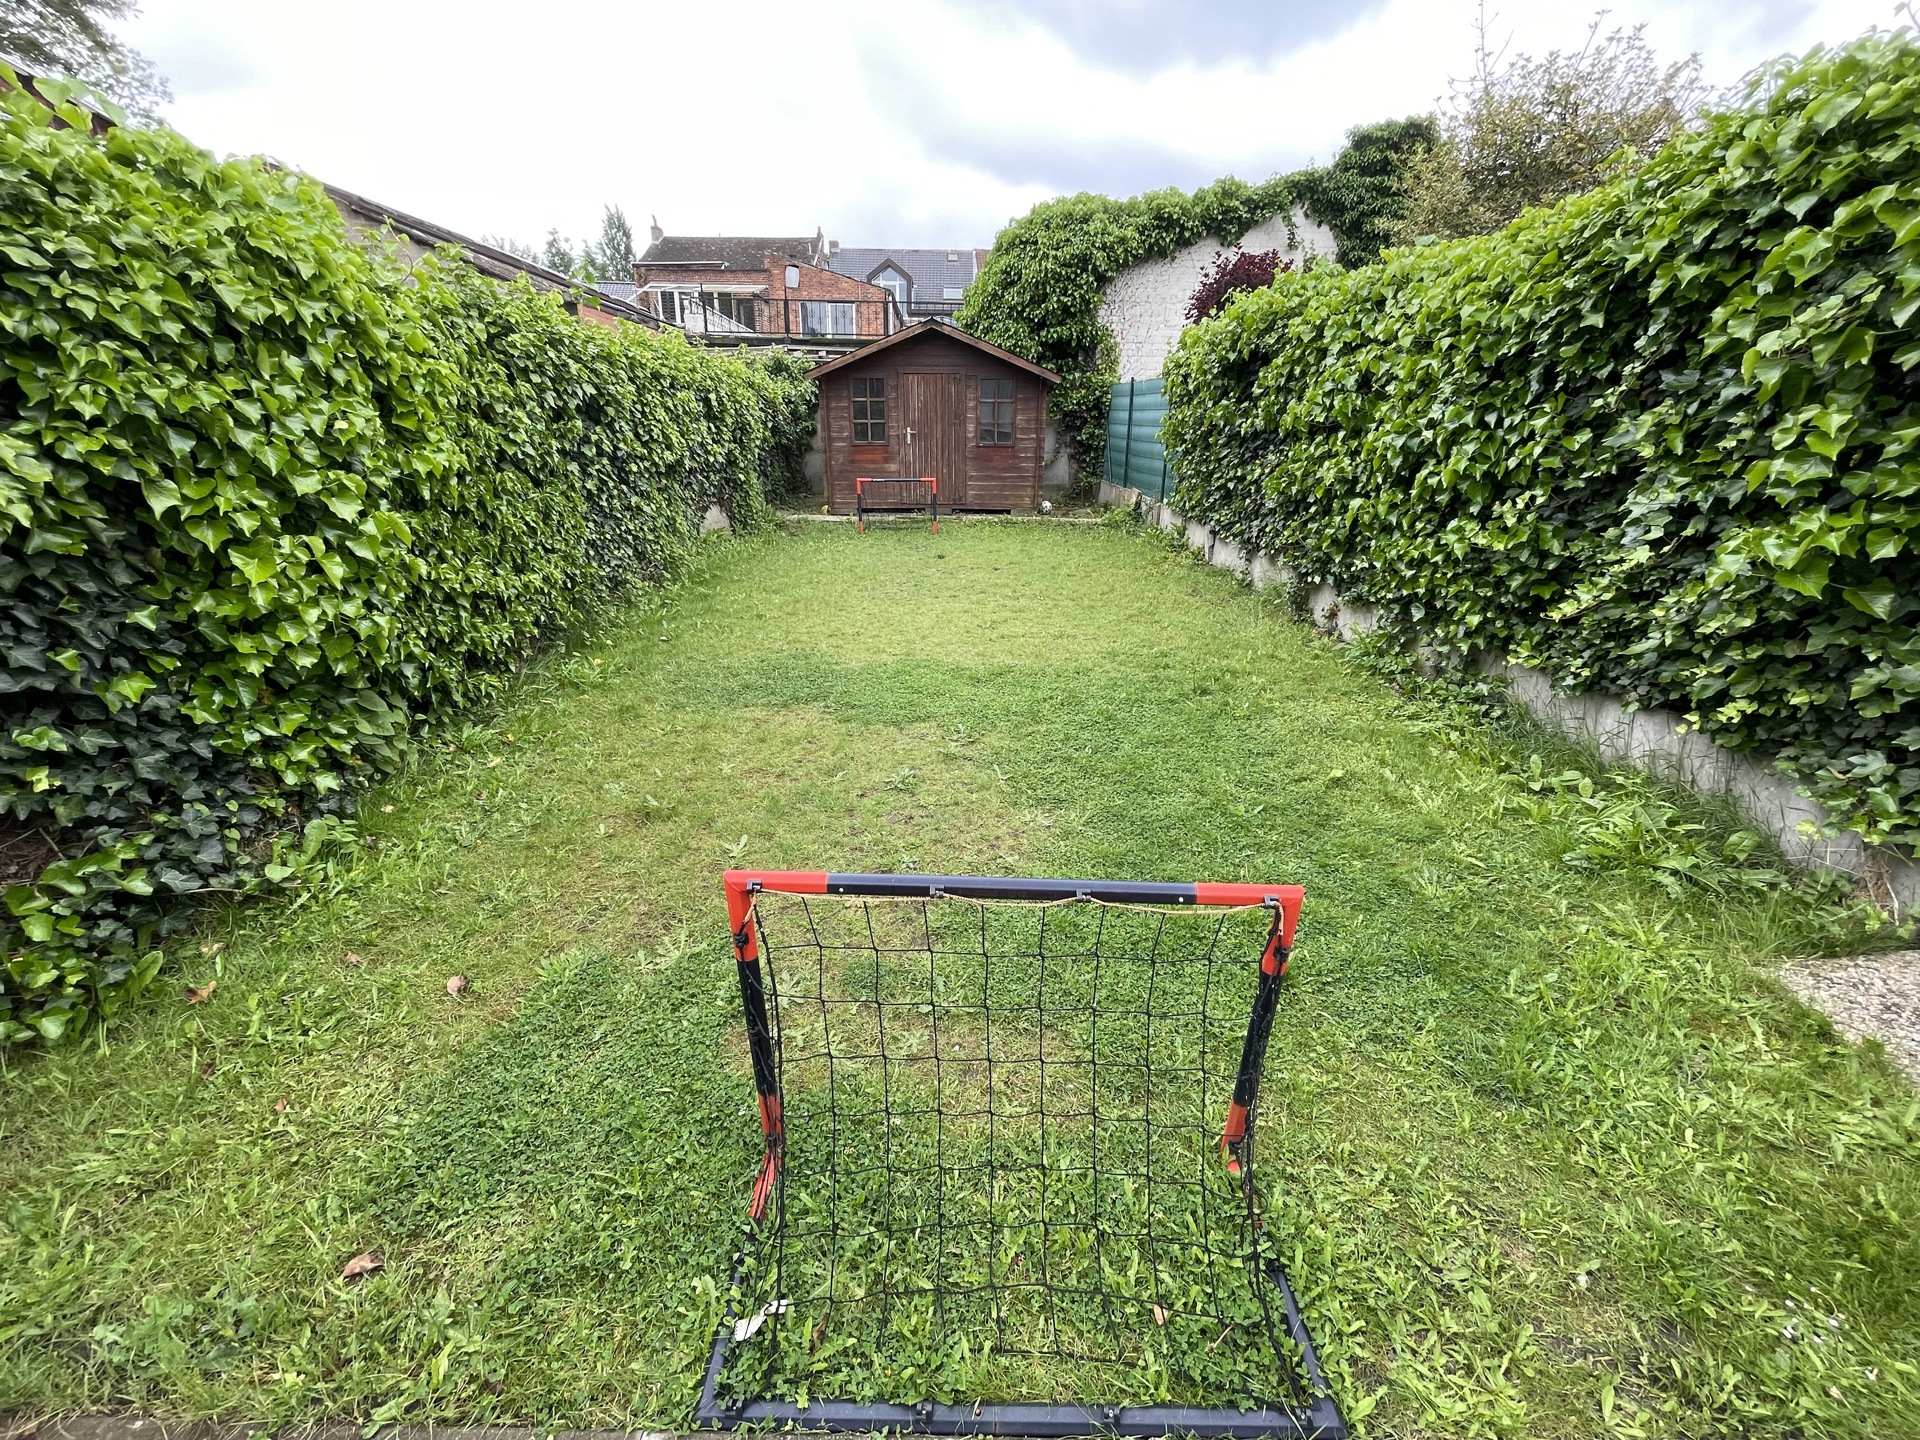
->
[581, 205, 636, 282]
[1396, 11, 1709, 242]
[0, 0, 169, 121]
[1295, 116, 1438, 266]
[539, 228, 580, 277]
[483, 233, 541, 264]
[1185, 247, 1292, 323]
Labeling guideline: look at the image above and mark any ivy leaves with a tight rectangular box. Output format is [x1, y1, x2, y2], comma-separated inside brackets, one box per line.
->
[0, 80, 813, 1044]
[1165, 32, 1920, 849]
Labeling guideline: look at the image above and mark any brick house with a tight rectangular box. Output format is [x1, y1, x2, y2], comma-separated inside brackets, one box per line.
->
[634, 224, 901, 345]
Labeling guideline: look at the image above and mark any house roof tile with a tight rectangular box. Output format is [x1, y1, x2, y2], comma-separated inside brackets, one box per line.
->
[638, 235, 820, 270]
[828, 246, 980, 302]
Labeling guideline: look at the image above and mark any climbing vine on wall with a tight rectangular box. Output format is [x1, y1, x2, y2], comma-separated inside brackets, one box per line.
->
[956, 120, 1441, 481]
[955, 176, 1313, 479]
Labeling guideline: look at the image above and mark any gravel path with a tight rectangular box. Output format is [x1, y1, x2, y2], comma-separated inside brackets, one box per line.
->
[1779, 949, 1920, 1085]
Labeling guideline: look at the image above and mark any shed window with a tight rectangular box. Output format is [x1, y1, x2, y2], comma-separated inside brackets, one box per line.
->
[978, 377, 1013, 444]
[852, 377, 887, 444]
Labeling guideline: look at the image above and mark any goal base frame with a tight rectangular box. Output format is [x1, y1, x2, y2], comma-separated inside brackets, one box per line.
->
[693, 1258, 1348, 1439]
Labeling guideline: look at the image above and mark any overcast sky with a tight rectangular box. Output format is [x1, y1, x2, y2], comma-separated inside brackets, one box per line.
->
[121, 0, 1903, 253]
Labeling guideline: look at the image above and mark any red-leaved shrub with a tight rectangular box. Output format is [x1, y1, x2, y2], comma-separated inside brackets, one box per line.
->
[1185, 247, 1293, 323]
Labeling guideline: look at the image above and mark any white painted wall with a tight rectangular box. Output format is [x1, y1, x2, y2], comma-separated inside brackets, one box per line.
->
[1097, 209, 1335, 382]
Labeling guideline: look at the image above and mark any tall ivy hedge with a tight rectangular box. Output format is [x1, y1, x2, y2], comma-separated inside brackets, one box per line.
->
[1164, 34, 1920, 848]
[0, 79, 813, 1043]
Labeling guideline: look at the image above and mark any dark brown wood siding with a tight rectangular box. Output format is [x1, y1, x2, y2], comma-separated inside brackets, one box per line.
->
[820, 330, 1050, 513]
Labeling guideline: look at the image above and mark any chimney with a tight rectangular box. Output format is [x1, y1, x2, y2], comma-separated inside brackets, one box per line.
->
[649, 214, 663, 243]
[829, 239, 839, 254]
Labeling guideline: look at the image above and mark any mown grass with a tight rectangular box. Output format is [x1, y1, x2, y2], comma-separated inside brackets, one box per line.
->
[2, 517, 1917, 1438]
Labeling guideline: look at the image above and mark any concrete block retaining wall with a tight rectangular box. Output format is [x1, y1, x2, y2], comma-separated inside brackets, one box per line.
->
[1098, 480, 1920, 912]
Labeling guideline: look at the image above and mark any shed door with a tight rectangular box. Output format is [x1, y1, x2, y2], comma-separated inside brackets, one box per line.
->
[903, 372, 966, 506]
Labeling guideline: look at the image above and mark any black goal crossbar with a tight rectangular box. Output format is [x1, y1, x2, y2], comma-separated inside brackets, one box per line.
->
[700, 870, 1345, 1440]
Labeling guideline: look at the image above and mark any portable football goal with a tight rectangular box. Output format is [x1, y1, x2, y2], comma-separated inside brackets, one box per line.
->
[696, 870, 1347, 1439]
[854, 476, 939, 533]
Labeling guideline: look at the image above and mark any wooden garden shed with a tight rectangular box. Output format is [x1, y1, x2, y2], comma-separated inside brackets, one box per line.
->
[808, 319, 1060, 514]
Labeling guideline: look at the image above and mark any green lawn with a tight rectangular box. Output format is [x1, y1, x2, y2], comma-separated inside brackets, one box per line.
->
[2, 518, 1916, 1439]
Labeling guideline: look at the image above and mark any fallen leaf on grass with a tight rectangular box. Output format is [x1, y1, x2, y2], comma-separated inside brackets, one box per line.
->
[343, 951, 365, 966]
[485, 757, 502, 769]
[184, 980, 217, 1004]
[341, 1251, 384, 1282]
[1152, 1304, 1169, 1326]
[445, 974, 468, 997]
[274, 1097, 290, 1115]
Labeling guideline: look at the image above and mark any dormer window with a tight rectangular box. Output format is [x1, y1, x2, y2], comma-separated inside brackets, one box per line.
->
[874, 268, 908, 311]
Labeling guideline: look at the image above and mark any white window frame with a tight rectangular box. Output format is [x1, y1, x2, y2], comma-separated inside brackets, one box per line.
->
[799, 300, 857, 337]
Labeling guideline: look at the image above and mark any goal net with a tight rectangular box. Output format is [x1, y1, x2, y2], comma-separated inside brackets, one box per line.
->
[697, 871, 1346, 1440]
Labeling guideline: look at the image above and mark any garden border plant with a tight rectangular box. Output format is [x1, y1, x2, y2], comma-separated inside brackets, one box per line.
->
[1163, 31, 1920, 856]
[0, 72, 813, 1043]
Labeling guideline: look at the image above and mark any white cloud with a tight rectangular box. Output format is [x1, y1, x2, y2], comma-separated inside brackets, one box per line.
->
[117, 0, 1909, 250]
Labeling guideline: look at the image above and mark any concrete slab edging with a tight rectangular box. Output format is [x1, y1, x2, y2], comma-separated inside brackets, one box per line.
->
[1098, 480, 1920, 913]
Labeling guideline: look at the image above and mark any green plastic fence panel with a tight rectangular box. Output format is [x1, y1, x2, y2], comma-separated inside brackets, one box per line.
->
[1104, 377, 1174, 502]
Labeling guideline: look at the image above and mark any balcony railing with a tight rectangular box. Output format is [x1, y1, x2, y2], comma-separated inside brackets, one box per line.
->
[642, 291, 907, 342]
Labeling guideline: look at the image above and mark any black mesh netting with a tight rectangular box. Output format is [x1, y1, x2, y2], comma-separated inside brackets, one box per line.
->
[715, 891, 1310, 1412]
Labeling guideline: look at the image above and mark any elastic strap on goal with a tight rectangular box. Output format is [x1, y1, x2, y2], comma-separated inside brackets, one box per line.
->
[728, 874, 826, 1219]
[1220, 907, 1288, 1178]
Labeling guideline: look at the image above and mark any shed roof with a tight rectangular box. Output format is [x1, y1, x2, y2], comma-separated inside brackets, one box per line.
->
[637, 234, 822, 270]
[804, 318, 1059, 383]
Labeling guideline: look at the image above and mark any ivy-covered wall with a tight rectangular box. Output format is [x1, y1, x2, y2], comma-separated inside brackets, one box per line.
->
[956, 178, 1310, 479]
[956, 124, 1435, 481]
[1164, 34, 1920, 850]
[0, 79, 813, 1042]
